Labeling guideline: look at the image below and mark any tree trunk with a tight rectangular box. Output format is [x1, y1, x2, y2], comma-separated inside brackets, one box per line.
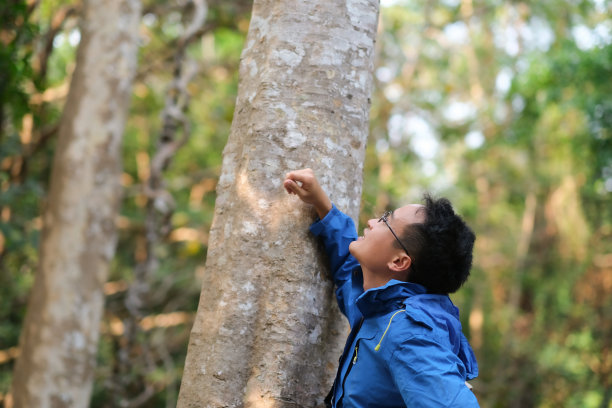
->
[10, 0, 141, 406]
[177, 1, 379, 407]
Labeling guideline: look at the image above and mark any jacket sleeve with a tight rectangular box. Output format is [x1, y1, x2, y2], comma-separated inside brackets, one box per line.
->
[309, 204, 363, 324]
[389, 335, 480, 408]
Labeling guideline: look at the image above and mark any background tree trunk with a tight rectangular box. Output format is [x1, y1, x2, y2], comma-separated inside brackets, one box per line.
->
[177, 0, 379, 406]
[10, 0, 141, 406]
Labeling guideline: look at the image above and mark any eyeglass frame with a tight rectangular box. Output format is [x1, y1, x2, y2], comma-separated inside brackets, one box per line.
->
[378, 211, 412, 261]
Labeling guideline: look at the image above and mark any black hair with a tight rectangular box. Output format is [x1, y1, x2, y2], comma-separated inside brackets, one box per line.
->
[396, 194, 475, 294]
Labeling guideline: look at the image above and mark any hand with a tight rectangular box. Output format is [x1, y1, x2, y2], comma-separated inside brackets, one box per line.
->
[284, 168, 332, 219]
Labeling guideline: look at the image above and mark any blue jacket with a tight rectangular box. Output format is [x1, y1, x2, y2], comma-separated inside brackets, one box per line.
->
[310, 205, 479, 407]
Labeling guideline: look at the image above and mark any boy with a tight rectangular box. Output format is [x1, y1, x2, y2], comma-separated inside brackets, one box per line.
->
[284, 168, 479, 407]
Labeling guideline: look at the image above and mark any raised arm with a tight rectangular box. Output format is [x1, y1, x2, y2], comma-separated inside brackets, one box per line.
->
[284, 168, 353, 273]
[284, 169, 363, 322]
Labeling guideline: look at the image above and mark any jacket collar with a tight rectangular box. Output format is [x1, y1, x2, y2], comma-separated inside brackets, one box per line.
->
[356, 279, 427, 317]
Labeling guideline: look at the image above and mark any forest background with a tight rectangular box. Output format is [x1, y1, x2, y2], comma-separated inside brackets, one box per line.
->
[1, 0, 611, 407]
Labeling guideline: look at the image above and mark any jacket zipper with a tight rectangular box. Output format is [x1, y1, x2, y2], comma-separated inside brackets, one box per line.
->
[340, 340, 360, 401]
[334, 317, 364, 407]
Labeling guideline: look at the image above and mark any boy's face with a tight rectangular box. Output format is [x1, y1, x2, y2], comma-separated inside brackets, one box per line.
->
[349, 204, 425, 287]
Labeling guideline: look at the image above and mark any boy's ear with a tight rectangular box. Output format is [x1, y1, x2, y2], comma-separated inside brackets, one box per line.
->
[388, 253, 411, 273]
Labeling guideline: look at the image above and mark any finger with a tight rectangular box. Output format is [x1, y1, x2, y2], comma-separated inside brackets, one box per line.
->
[283, 179, 302, 195]
[286, 169, 312, 184]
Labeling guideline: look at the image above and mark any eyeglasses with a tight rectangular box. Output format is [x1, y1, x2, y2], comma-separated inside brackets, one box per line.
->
[378, 211, 411, 257]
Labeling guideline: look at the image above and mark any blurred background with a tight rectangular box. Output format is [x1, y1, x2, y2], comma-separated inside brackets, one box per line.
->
[1, 0, 611, 406]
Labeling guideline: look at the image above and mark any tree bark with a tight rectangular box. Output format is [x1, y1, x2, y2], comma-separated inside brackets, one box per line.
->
[177, 0, 379, 407]
[10, 0, 141, 407]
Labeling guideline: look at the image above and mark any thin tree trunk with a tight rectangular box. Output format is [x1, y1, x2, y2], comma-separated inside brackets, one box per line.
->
[10, 0, 141, 406]
[177, 0, 379, 407]
[114, 2, 206, 405]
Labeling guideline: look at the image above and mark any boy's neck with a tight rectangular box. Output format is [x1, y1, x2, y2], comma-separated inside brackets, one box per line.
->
[362, 267, 394, 291]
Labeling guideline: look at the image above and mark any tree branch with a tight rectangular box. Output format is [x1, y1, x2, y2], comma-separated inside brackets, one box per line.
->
[117, 1, 209, 405]
[35, 5, 79, 82]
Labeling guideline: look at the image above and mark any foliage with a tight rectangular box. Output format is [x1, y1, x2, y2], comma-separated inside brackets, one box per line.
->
[0, 0, 41, 398]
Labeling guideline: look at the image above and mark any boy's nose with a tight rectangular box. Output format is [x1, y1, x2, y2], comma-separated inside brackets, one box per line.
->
[367, 218, 377, 229]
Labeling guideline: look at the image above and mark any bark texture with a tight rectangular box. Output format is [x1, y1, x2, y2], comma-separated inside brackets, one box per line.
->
[11, 0, 141, 407]
[177, 1, 379, 407]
